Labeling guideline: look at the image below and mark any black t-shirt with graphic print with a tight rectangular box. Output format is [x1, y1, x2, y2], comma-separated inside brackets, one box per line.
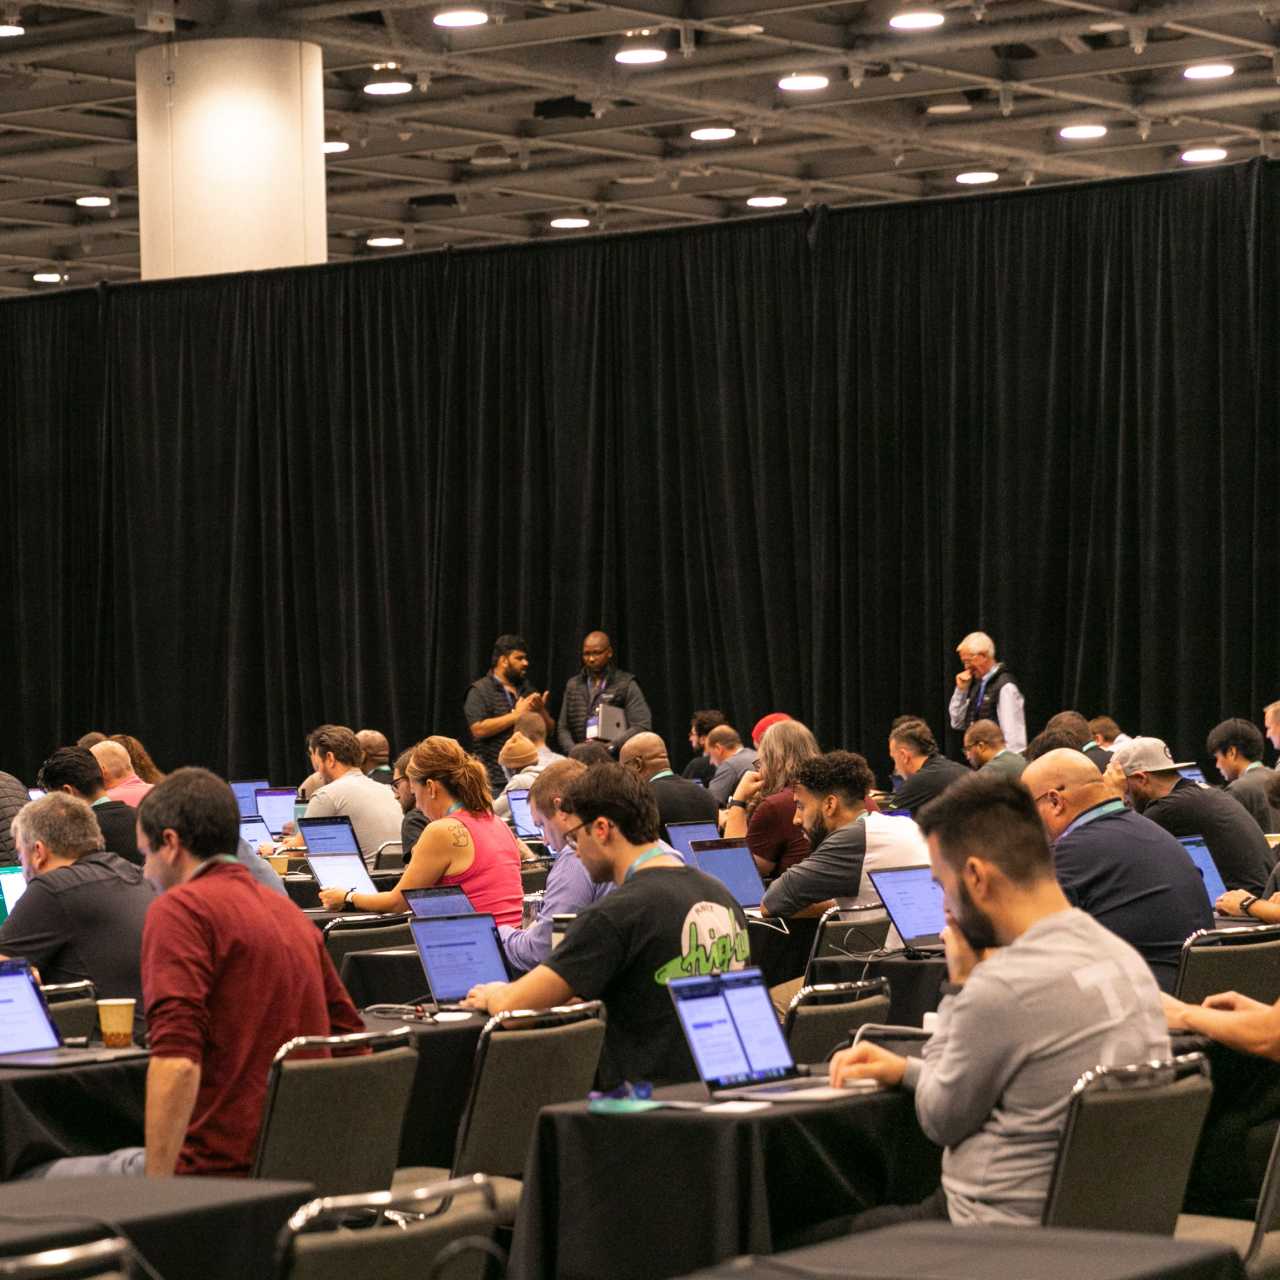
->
[546, 864, 750, 1089]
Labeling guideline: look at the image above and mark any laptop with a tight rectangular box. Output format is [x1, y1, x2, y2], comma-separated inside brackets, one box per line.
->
[306, 851, 377, 896]
[868, 866, 946, 950]
[0, 961, 148, 1068]
[687, 839, 766, 910]
[410, 913, 510, 1009]
[669, 968, 867, 1101]
[666, 821, 721, 859]
[0, 868, 27, 924]
[1179, 835, 1227, 908]
[239, 816, 277, 851]
[505, 788, 540, 840]
[230, 779, 270, 818]
[26, 788, 44, 802]
[403, 886, 475, 918]
[298, 816, 363, 857]
[1179, 766, 1208, 786]
[255, 787, 298, 837]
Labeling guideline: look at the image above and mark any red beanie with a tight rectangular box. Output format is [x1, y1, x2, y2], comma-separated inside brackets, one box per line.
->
[751, 712, 791, 747]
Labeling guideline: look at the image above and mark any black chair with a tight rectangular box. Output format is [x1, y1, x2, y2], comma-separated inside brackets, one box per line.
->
[783, 979, 891, 1064]
[373, 840, 404, 870]
[322, 913, 414, 971]
[519, 861, 553, 894]
[1042, 1052, 1213, 1233]
[0, 1236, 130, 1279]
[1175, 925, 1280, 1007]
[807, 904, 892, 971]
[42, 980, 97, 1041]
[253, 1026, 419, 1196]
[278, 1175, 501, 1280]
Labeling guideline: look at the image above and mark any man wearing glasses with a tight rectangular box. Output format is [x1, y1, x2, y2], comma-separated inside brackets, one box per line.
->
[390, 749, 427, 865]
[1020, 748, 1211, 992]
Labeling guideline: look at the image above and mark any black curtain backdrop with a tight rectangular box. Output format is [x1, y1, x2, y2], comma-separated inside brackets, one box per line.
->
[2, 159, 1277, 787]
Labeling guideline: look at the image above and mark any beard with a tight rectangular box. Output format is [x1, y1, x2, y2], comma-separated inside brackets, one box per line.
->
[952, 876, 1000, 952]
[805, 816, 831, 848]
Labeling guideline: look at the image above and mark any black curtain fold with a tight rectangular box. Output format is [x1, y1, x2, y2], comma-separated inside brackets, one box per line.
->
[1, 159, 1276, 786]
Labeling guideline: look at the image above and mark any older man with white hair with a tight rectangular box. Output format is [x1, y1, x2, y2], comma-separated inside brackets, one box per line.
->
[948, 631, 1026, 754]
[90, 739, 154, 808]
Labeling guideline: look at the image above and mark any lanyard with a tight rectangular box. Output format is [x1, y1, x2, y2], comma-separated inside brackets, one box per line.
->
[1246, 762, 1264, 773]
[1060, 799, 1126, 840]
[190, 854, 241, 880]
[624, 847, 668, 881]
[445, 801, 464, 816]
[649, 770, 675, 782]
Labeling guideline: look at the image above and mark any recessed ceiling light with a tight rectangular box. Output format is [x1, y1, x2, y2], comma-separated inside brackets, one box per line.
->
[726, 21, 763, 33]
[1059, 123, 1107, 140]
[32, 271, 63, 283]
[615, 32, 667, 64]
[925, 95, 972, 115]
[690, 125, 737, 141]
[75, 194, 112, 208]
[323, 138, 350, 154]
[1183, 62, 1234, 79]
[1180, 146, 1227, 163]
[614, 173, 658, 185]
[746, 194, 788, 208]
[778, 72, 828, 91]
[889, 6, 945, 29]
[366, 234, 405, 247]
[363, 64, 413, 96]
[550, 216, 591, 229]
[0, 20, 22, 35]
[956, 170, 999, 184]
[470, 142, 511, 167]
[433, 5, 487, 25]
[1089, 20, 1123, 31]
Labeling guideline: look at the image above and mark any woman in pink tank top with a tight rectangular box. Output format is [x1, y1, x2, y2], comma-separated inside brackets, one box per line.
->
[318, 735, 523, 926]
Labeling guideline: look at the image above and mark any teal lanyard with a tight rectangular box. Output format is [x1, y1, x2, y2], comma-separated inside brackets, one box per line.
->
[624, 847, 668, 881]
[445, 802, 464, 816]
[649, 770, 675, 782]
[190, 854, 240, 880]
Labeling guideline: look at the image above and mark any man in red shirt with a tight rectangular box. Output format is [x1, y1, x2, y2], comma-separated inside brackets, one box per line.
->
[29, 767, 363, 1179]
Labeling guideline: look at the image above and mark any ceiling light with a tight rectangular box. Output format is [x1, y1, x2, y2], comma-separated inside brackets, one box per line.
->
[615, 32, 667, 64]
[1089, 20, 1123, 30]
[75, 194, 112, 208]
[1059, 123, 1107, 140]
[366, 233, 405, 247]
[1180, 146, 1227, 163]
[925, 94, 972, 115]
[746, 193, 787, 208]
[690, 125, 737, 141]
[32, 271, 64, 284]
[550, 216, 591, 229]
[956, 169, 999, 184]
[433, 5, 487, 25]
[363, 63, 413, 96]
[726, 21, 763, 33]
[323, 137, 350, 155]
[1183, 62, 1234, 79]
[0, 19, 21, 35]
[778, 72, 828, 91]
[889, 5, 945, 29]
[470, 142, 511, 167]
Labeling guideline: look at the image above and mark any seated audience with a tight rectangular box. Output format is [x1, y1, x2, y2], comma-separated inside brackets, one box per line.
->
[1207, 717, 1280, 833]
[750, 712, 790, 747]
[1089, 715, 1133, 752]
[0, 770, 28, 864]
[722, 719, 817, 877]
[705, 725, 759, 807]
[1023, 727, 1085, 762]
[828, 774, 1169, 1227]
[888, 719, 967, 816]
[37, 746, 141, 865]
[298, 724, 402, 867]
[569, 741, 612, 766]
[319, 736, 522, 925]
[962, 719, 1025, 782]
[92, 740, 154, 808]
[2, 792, 153, 1002]
[1044, 711, 1111, 771]
[28, 768, 363, 1178]
[1110, 736, 1273, 895]
[1021, 748, 1212, 991]
[391, 748, 427, 863]
[499, 760, 613, 972]
[682, 709, 727, 787]
[75, 731, 106, 749]
[356, 729, 394, 785]
[618, 732, 717, 828]
[109, 734, 165, 784]
[463, 763, 749, 1087]
[233, 837, 286, 895]
[1164, 987, 1280, 1060]
[493, 714, 563, 821]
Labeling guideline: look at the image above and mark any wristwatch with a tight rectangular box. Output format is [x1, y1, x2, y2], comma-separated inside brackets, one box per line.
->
[343, 887, 357, 909]
[727, 798, 748, 810]
[1239, 894, 1258, 918]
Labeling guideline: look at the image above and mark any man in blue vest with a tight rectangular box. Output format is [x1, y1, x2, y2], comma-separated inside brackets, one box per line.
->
[948, 631, 1026, 754]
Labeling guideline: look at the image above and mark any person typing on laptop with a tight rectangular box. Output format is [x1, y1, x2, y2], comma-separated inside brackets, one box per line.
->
[826, 774, 1169, 1228]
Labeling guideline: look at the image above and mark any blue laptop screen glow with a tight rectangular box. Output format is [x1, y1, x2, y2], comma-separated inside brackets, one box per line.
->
[869, 866, 946, 943]
[670, 969, 792, 1087]
[1179, 767, 1208, 786]
[404, 887, 475, 918]
[666, 822, 721, 858]
[298, 817, 361, 856]
[0, 966, 59, 1053]
[691, 845, 765, 908]
[231, 780, 270, 818]
[506, 789, 539, 840]
[411, 914, 507, 1002]
[255, 789, 297, 837]
[1180, 836, 1227, 907]
[239, 817, 274, 849]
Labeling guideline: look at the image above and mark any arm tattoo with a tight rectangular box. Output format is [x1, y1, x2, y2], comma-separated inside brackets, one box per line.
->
[448, 821, 470, 848]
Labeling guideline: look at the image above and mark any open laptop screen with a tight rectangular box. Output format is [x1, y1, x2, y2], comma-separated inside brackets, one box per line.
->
[255, 788, 297, 837]
[230, 780, 270, 818]
[410, 913, 508, 1003]
[239, 817, 275, 850]
[688, 841, 765, 909]
[298, 817, 361, 857]
[403, 886, 475, 918]
[0, 869, 27, 925]
[306, 853, 376, 896]
[26, 788, 44, 802]
[669, 969, 793, 1089]
[506, 789, 540, 840]
[1180, 836, 1227, 907]
[868, 866, 945, 944]
[665, 822, 721, 859]
[0, 963, 60, 1054]
[1179, 767, 1208, 786]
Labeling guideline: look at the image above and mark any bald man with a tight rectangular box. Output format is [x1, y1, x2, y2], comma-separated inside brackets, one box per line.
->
[356, 729, 393, 786]
[91, 740, 154, 808]
[556, 630, 651, 754]
[620, 732, 717, 830]
[1021, 748, 1211, 992]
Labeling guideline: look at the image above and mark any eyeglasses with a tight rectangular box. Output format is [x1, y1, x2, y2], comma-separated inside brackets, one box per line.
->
[561, 822, 585, 848]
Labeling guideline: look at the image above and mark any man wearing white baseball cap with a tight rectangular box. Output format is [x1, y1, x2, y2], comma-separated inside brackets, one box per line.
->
[1110, 737, 1273, 897]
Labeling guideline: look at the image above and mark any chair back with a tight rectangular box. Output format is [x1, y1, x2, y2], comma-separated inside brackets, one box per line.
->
[41, 980, 98, 1042]
[1042, 1053, 1212, 1234]
[783, 979, 891, 1064]
[520, 861, 552, 894]
[1241, 1122, 1280, 1265]
[1174, 925, 1280, 1006]
[452, 1004, 606, 1179]
[322, 914, 413, 970]
[279, 1175, 500, 1280]
[373, 841, 404, 869]
[253, 1027, 419, 1195]
[0, 1236, 130, 1279]
[805, 905, 890, 973]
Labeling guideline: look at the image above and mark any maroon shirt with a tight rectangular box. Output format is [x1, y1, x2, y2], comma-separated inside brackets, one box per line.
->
[747, 788, 811, 875]
[142, 861, 363, 1176]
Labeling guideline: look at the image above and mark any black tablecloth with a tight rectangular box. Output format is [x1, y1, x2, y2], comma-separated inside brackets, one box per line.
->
[343, 947, 426, 1007]
[675, 1222, 1245, 1280]
[510, 1082, 941, 1280]
[0, 1176, 313, 1280]
[808, 952, 949, 1027]
[0, 1058, 147, 1179]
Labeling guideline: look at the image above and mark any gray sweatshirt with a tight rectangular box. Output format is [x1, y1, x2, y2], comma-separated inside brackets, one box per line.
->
[901, 907, 1170, 1226]
[761, 819, 865, 917]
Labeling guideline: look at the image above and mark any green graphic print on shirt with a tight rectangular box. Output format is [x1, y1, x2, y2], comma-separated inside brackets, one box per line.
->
[654, 901, 751, 984]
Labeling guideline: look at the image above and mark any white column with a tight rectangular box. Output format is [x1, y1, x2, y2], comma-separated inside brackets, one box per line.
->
[136, 38, 327, 280]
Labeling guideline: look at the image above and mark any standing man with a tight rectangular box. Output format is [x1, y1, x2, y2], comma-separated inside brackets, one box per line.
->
[948, 632, 1026, 755]
[465, 634, 553, 796]
[556, 631, 651, 754]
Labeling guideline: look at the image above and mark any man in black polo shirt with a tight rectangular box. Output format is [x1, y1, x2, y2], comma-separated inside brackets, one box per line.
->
[889, 719, 968, 817]
[1, 792, 154, 1003]
[618, 732, 718, 828]
[37, 745, 141, 865]
[464, 634, 554, 796]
